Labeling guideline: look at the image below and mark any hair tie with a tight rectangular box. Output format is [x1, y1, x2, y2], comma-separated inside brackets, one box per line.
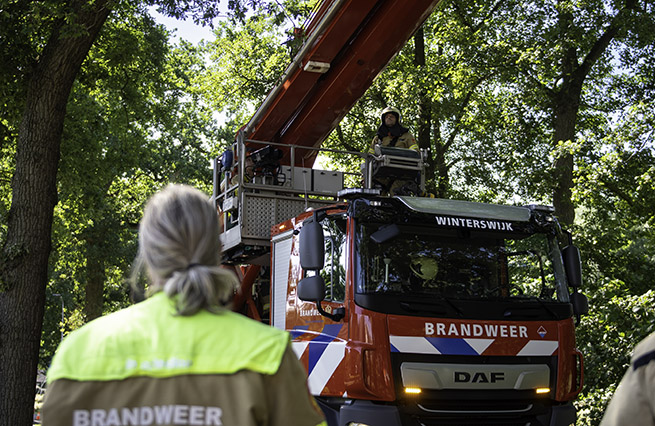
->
[186, 263, 201, 270]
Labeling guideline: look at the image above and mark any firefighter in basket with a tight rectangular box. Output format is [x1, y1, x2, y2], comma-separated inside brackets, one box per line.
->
[368, 107, 422, 196]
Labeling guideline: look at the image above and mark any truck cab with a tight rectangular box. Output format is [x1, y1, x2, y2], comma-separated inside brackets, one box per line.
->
[291, 196, 585, 426]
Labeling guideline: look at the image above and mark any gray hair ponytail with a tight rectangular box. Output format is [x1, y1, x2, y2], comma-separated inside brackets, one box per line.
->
[135, 184, 238, 315]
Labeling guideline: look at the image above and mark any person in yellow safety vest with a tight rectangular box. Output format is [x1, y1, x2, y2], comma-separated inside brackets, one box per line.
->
[368, 106, 419, 154]
[600, 331, 655, 426]
[42, 184, 327, 426]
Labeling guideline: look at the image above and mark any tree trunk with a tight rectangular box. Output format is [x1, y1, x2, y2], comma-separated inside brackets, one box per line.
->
[551, 2, 579, 227]
[433, 141, 449, 198]
[84, 236, 106, 321]
[552, 86, 579, 226]
[414, 27, 434, 182]
[0, 3, 111, 424]
[414, 27, 446, 196]
[551, 0, 625, 225]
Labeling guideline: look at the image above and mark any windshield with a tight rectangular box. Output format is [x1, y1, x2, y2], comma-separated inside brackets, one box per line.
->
[356, 223, 562, 301]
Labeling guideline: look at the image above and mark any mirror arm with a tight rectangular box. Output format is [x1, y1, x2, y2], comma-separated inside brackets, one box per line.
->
[562, 229, 574, 246]
[316, 301, 345, 322]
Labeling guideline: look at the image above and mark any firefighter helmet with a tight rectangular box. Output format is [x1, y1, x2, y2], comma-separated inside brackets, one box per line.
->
[410, 257, 438, 280]
[380, 106, 401, 123]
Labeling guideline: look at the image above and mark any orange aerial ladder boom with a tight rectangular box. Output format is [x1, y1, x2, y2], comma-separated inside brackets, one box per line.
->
[243, 0, 441, 166]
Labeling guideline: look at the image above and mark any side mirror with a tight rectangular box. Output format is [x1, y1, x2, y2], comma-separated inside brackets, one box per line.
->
[562, 245, 582, 288]
[297, 275, 344, 322]
[299, 216, 324, 270]
[571, 291, 589, 317]
[297, 275, 325, 302]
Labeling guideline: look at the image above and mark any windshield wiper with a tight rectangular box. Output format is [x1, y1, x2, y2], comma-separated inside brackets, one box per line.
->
[400, 296, 464, 318]
[503, 297, 558, 320]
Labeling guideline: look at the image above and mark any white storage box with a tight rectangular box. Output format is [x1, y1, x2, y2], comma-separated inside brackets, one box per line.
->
[313, 169, 343, 193]
[281, 166, 313, 191]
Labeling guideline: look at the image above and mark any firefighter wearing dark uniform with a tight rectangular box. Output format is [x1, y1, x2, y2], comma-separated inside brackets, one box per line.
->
[368, 106, 420, 195]
[42, 184, 326, 426]
[601, 332, 655, 426]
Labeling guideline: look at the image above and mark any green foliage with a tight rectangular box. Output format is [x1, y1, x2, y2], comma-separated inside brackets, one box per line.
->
[329, 0, 653, 210]
[1, 1, 287, 424]
[35, 0, 319, 371]
[39, 5, 223, 368]
[199, 1, 316, 142]
[201, 14, 289, 133]
[567, 101, 655, 424]
[576, 289, 655, 425]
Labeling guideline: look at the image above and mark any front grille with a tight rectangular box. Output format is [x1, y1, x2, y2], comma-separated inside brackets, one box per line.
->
[397, 398, 549, 426]
[410, 418, 535, 426]
[418, 400, 533, 413]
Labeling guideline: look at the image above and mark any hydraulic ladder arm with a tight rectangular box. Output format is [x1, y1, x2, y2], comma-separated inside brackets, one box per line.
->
[243, 0, 441, 166]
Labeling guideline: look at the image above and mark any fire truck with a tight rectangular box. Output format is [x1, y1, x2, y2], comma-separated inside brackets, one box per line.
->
[212, 1, 588, 425]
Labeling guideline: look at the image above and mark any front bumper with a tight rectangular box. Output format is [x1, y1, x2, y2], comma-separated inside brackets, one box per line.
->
[317, 398, 576, 426]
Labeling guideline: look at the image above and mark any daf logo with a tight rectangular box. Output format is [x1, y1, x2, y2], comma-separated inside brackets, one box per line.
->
[454, 371, 505, 383]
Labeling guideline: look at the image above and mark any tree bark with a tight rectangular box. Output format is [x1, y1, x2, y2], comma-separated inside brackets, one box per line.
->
[414, 27, 433, 176]
[414, 27, 443, 195]
[552, 84, 579, 226]
[551, 1, 628, 225]
[551, 0, 581, 226]
[84, 233, 106, 321]
[551, 43, 580, 225]
[433, 140, 449, 198]
[0, 2, 112, 424]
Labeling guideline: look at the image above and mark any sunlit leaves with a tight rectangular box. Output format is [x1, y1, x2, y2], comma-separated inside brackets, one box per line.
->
[202, 16, 287, 118]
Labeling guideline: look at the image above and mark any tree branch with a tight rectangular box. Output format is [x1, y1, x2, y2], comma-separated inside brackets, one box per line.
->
[575, 0, 639, 83]
[599, 177, 636, 209]
[474, 0, 506, 33]
[444, 73, 491, 151]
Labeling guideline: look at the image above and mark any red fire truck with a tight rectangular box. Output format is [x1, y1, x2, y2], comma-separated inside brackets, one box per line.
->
[212, 1, 588, 424]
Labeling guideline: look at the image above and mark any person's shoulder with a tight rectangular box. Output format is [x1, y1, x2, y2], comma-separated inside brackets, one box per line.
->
[58, 302, 145, 348]
[193, 310, 290, 375]
[51, 294, 175, 359]
[212, 309, 288, 339]
[631, 332, 655, 371]
[46, 303, 148, 383]
[190, 307, 290, 354]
